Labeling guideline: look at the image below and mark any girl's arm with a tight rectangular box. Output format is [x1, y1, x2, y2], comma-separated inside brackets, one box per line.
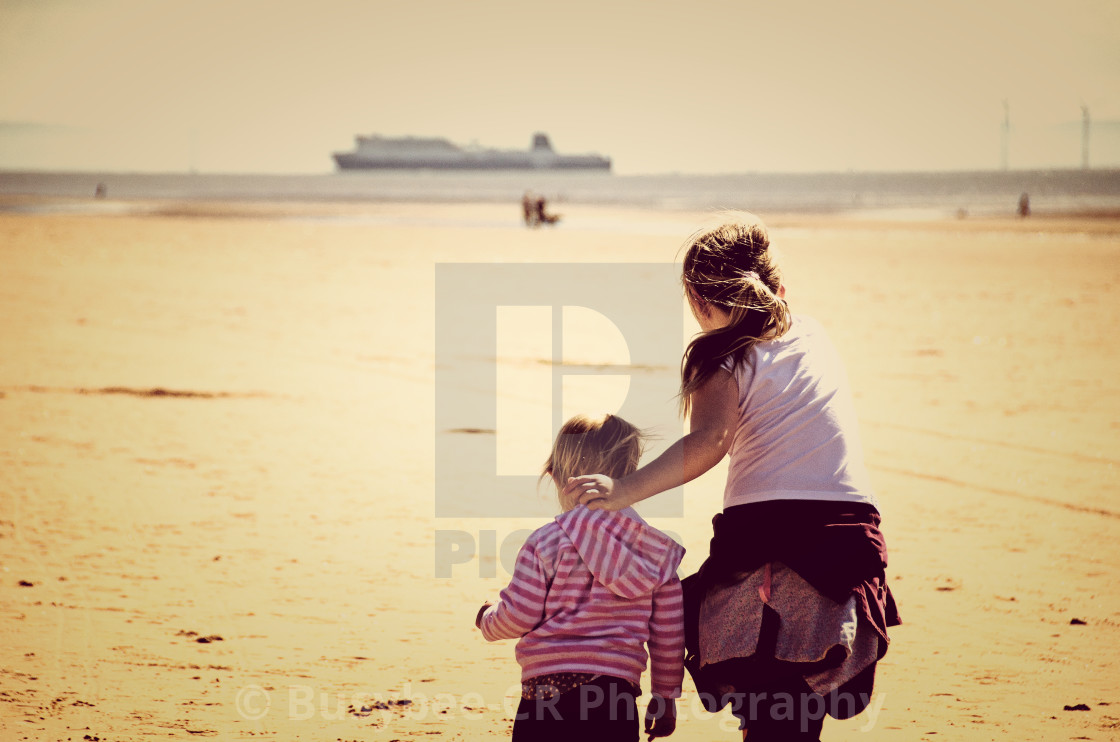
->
[647, 575, 685, 699]
[566, 367, 738, 510]
[477, 541, 549, 641]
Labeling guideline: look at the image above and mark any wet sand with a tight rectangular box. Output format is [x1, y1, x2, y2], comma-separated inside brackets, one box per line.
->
[1, 200, 1118, 740]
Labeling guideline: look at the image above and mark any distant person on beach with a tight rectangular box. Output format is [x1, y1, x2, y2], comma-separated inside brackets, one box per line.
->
[522, 191, 537, 227]
[564, 215, 900, 741]
[94, 182, 107, 199]
[477, 413, 684, 741]
[535, 194, 560, 226]
[1018, 192, 1031, 217]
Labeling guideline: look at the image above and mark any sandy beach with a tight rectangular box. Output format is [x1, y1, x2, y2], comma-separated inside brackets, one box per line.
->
[1, 199, 1118, 741]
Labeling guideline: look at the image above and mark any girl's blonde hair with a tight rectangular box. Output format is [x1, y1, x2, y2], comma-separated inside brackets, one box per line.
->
[679, 214, 792, 416]
[542, 414, 645, 509]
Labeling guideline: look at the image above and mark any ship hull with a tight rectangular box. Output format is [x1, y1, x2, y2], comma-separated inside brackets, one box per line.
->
[333, 153, 611, 171]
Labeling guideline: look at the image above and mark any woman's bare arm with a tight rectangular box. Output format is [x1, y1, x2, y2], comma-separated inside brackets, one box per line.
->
[567, 368, 738, 510]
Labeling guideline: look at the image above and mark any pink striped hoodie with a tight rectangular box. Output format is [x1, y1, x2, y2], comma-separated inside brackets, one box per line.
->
[478, 506, 686, 698]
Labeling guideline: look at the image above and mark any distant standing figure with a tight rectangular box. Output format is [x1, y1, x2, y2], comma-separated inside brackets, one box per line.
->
[1018, 192, 1030, 218]
[522, 191, 536, 227]
[535, 195, 560, 226]
[94, 182, 107, 199]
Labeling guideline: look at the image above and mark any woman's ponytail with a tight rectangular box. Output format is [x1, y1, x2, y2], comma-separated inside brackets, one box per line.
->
[679, 218, 791, 416]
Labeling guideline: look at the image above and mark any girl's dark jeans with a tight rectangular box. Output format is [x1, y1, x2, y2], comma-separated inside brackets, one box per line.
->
[511, 674, 638, 742]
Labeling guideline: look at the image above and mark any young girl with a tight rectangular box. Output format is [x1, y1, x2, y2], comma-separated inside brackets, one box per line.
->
[564, 216, 900, 741]
[476, 413, 684, 742]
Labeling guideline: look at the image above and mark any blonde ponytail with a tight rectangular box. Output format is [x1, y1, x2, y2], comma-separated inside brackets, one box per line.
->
[679, 217, 791, 416]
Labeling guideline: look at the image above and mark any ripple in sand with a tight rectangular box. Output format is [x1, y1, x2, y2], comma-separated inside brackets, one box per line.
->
[11, 385, 270, 399]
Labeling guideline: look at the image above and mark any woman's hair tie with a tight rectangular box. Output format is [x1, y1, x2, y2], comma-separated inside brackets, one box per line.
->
[745, 270, 760, 281]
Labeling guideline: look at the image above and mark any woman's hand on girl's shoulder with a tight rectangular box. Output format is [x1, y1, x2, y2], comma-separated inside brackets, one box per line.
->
[564, 474, 625, 511]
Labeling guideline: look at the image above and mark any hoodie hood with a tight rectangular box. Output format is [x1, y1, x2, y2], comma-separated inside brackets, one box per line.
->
[554, 505, 685, 600]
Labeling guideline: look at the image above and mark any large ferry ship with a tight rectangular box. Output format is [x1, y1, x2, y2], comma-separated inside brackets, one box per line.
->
[333, 132, 611, 171]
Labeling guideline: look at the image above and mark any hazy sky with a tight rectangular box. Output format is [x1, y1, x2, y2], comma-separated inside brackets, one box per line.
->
[1, 0, 1118, 174]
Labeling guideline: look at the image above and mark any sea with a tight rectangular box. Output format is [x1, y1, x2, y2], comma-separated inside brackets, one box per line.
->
[2, 168, 1119, 219]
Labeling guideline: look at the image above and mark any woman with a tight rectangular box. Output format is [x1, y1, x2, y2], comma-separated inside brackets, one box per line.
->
[564, 215, 900, 740]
